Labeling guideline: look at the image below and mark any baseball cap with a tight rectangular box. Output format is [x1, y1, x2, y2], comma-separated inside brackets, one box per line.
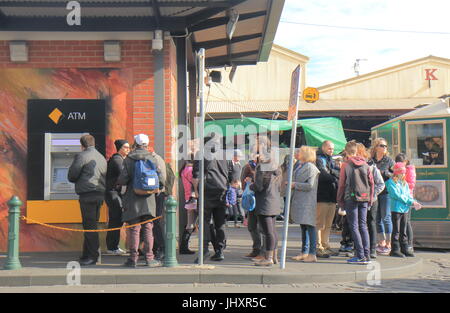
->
[134, 134, 149, 146]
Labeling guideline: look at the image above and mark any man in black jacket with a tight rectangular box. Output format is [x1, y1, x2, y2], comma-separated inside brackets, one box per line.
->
[193, 136, 232, 262]
[315, 140, 340, 258]
[105, 139, 130, 255]
[68, 134, 107, 266]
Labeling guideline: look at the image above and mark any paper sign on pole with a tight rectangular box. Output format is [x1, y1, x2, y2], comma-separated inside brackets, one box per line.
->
[287, 65, 301, 121]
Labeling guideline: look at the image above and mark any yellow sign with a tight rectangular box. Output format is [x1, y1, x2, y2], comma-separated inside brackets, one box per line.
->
[48, 108, 63, 124]
[303, 87, 319, 103]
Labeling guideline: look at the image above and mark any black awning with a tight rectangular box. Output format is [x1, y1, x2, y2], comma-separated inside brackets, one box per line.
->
[0, 0, 285, 67]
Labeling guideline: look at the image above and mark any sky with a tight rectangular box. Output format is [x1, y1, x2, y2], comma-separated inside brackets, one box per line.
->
[274, 0, 450, 87]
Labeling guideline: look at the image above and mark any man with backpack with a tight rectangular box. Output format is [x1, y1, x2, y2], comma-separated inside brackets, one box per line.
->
[192, 135, 232, 262]
[117, 134, 165, 268]
[337, 141, 374, 265]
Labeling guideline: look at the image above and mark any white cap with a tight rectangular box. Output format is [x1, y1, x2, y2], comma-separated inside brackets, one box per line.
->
[134, 134, 149, 146]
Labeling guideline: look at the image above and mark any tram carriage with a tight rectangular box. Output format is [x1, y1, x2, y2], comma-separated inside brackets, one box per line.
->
[371, 97, 450, 249]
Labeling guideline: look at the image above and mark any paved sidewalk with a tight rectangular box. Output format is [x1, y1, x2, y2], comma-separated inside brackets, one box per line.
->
[0, 223, 427, 287]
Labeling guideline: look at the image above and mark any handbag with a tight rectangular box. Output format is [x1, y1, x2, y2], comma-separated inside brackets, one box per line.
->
[241, 182, 256, 212]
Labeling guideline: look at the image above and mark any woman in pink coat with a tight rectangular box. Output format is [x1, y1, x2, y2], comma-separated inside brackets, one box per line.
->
[179, 158, 198, 254]
[395, 153, 416, 256]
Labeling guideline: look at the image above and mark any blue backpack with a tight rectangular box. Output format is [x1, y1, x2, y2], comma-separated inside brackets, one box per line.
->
[241, 182, 256, 212]
[133, 159, 160, 195]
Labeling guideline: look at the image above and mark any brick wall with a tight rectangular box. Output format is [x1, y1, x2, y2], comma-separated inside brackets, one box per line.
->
[0, 39, 176, 161]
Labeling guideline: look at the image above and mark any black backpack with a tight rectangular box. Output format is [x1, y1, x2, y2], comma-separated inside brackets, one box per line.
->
[348, 162, 371, 202]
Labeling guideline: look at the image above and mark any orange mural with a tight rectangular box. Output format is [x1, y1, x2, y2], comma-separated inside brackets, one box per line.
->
[0, 68, 132, 252]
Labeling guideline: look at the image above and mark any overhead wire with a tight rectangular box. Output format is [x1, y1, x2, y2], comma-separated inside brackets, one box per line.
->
[280, 20, 450, 35]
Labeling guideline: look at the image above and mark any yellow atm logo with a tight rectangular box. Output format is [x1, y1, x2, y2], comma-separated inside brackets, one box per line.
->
[48, 108, 64, 124]
[48, 108, 86, 124]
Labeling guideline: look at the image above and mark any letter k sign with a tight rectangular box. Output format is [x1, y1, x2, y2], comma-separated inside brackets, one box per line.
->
[425, 69, 438, 81]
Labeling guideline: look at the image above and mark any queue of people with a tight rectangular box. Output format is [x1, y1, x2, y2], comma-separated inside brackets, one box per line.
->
[68, 133, 422, 268]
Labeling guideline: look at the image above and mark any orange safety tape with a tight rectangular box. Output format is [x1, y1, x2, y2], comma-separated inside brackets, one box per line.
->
[20, 215, 162, 232]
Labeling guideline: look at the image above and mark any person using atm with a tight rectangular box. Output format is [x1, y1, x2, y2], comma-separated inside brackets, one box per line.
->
[68, 134, 107, 266]
[105, 139, 130, 255]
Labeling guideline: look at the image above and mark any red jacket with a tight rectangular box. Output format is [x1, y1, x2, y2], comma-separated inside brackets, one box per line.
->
[337, 156, 375, 208]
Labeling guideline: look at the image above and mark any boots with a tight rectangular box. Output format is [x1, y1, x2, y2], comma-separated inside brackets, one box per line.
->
[245, 248, 260, 258]
[390, 241, 405, 258]
[210, 249, 224, 261]
[255, 250, 274, 266]
[401, 243, 415, 257]
[179, 230, 195, 255]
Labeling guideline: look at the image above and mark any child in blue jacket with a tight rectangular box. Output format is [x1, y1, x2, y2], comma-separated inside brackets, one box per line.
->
[385, 163, 422, 258]
[226, 180, 243, 227]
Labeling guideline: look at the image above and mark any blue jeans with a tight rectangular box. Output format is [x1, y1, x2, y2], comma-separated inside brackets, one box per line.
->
[301, 224, 316, 255]
[376, 194, 393, 236]
[345, 200, 370, 259]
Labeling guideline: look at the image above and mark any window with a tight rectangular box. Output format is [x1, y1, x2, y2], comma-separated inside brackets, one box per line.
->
[392, 124, 400, 157]
[406, 120, 446, 167]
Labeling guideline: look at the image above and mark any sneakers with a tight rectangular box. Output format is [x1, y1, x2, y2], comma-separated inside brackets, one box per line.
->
[347, 257, 370, 265]
[324, 248, 339, 256]
[145, 259, 162, 267]
[106, 248, 127, 255]
[376, 245, 391, 256]
[122, 259, 137, 268]
[316, 249, 330, 258]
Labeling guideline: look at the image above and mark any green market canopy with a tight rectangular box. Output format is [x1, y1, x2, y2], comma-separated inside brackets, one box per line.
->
[205, 117, 347, 153]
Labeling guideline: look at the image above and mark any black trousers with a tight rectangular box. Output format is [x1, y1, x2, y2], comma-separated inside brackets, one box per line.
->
[405, 210, 413, 246]
[257, 215, 278, 251]
[367, 200, 378, 250]
[79, 197, 103, 260]
[391, 212, 408, 248]
[152, 193, 166, 253]
[105, 191, 123, 251]
[203, 204, 227, 251]
[340, 216, 353, 246]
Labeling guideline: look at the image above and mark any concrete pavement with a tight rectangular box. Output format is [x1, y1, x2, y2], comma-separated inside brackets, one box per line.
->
[0, 223, 429, 287]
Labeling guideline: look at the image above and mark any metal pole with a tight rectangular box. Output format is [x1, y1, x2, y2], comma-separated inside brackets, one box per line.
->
[280, 66, 301, 269]
[164, 196, 179, 267]
[197, 48, 206, 265]
[4, 196, 22, 270]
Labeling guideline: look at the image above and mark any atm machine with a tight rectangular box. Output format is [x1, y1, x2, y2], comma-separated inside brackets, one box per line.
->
[27, 99, 107, 224]
[44, 133, 87, 200]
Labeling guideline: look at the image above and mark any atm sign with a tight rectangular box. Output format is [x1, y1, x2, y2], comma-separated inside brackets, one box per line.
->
[48, 108, 86, 124]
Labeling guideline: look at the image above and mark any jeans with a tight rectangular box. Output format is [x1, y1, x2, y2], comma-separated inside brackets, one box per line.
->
[367, 200, 378, 251]
[345, 200, 370, 259]
[376, 193, 393, 237]
[128, 215, 154, 262]
[301, 224, 316, 255]
[340, 216, 353, 246]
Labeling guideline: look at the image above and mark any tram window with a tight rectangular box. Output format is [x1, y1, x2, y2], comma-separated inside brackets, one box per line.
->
[406, 121, 446, 166]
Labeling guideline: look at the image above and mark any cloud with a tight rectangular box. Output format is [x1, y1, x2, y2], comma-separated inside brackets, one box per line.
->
[275, 0, 450, 87]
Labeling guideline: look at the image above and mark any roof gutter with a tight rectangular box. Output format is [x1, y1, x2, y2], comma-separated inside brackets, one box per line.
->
[258, 0, 285, 62]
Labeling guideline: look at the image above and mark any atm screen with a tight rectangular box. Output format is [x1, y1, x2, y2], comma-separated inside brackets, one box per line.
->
[52, 139, 80, 146]
[53, 168, 69, 183]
